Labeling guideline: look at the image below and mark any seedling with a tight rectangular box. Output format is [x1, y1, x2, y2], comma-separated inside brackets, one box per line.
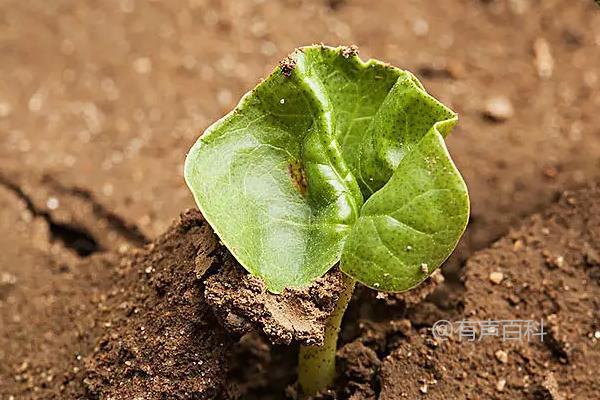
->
[185, 45, 469, 396]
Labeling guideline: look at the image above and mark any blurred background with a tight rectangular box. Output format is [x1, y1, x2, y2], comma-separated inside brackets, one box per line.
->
[1, 0, 599, 257]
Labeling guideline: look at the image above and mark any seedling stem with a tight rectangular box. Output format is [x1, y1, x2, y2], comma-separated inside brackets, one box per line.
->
[298, 272, 356, 396]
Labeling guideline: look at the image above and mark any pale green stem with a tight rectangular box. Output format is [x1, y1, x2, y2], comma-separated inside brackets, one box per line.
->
[298, 272, 356, 397]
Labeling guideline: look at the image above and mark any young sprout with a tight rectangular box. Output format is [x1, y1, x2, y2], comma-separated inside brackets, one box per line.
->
[185, 45, 469, 396]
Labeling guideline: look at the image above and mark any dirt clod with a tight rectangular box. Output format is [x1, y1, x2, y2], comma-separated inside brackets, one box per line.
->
[335, 342, 380, 400]
[205, 261, 344, 346]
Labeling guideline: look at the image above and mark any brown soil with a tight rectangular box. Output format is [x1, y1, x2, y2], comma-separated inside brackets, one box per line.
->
[377, 184, 600, 400]
[2, 184, 599, 399]
[1, 0, 600, 399]
[205, 259, 345, 346]
[78, 210, 232, 400]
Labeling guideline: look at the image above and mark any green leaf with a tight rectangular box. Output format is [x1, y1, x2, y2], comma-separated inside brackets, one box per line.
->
[185, 45, 469, 293]
[340, 126, 469, 291]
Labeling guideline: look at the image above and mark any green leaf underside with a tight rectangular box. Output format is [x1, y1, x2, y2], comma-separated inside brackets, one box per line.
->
[185, 45, 469, 293]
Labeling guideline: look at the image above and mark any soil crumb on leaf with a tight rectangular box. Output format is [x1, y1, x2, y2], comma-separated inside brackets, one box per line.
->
[279, 50, 299, 77]
[340, 44, 359, 58]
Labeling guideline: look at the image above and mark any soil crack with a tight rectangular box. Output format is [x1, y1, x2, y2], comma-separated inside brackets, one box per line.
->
[0, 174, 100, 256]
[42, 175, 148, 246]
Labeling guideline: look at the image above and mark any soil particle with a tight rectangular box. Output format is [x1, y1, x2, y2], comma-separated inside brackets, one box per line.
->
[533, 37, 554, 79]
[279, 51, 299, 77]
[483, 96, 514, 122]
[205, 261, 345, 346]
[495, 349, 509, 364]
[489, 271, 504, 284]
[417, 61, 465, 80]
[496, 378, 507, 392]
[340, 44, 359, 59]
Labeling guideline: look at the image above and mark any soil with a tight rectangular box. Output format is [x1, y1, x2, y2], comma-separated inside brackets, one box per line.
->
[376, 184, 600, 400]
[1, 0, 600, 399]
[205, 258, 345, 346]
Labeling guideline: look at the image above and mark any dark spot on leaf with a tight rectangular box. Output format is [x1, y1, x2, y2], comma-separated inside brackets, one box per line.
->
[288, 160, 308, 197]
